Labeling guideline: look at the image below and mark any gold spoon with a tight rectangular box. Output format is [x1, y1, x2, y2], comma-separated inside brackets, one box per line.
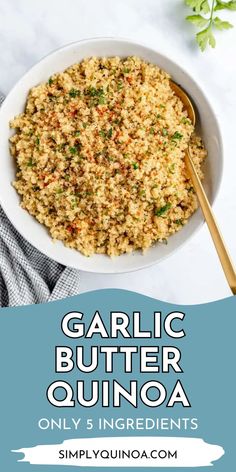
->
[170, 80, 236, 295]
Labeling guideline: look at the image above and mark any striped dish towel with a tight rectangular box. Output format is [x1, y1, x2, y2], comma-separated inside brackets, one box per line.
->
[0, 92, 80, 307]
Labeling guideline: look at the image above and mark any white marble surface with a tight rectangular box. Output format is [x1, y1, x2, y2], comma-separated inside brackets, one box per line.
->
[1, 0, 235, 304]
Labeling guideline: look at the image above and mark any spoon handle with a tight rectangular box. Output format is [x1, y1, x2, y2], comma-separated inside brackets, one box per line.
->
[185, 150, 236, 295]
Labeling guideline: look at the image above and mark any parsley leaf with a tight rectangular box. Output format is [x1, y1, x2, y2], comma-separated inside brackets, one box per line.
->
[171, 131, 183, 141]
[99, 130, 106, 138]
[196, 26, 216, 50]
[27, 158, 36, 167]
[69, 88, 81, 98]
[69, 146, 78, 155]
[186, 14, 209, 26]
[215, 0, 236, 11]
[155, 202, 172, 217]
[185, 0, 210, 13]
[213, 16, 233, 28]
[107, 128, 113, 138]
[86, 86, 104, 97]
[185, 0, 236, 50]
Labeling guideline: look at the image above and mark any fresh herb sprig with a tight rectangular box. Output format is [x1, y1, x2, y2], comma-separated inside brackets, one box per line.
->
[185, 0, 236, 51]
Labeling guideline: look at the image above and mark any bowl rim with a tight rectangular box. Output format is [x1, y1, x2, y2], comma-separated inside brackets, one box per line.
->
[0, 36, 224, 273]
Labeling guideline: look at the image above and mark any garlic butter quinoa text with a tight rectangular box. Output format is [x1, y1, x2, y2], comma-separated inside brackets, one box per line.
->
[10, 56, 207, 256]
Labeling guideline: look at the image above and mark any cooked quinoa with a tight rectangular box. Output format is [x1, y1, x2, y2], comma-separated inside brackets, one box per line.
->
[10, 56, 207, 257]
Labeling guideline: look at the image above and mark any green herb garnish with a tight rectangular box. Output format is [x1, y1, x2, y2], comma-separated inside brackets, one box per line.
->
[117, 81, 123, 91]
[181, 117, 191, 124]
[74, 130, 81, 136]
[171, 131, 183, 141]
[132, 162, 139, 170]
[169, 163, 176, 173]
[155, 202, 172, 216]
[175, 219, 184, 225]
[99, 96, 106, 105]
[99, 130, 106, 138]
[36, 137, 40, 145]
[69, 146, 77, 155]
[56, 188, 63, 194]
[48, 77, 53, 85]
[86, 86, 104, 97]
[150, 127, 155, 135]
[123, 67, 130, 73]
[27, 158, 36, 167]
[185, 0, 235, 51]
[99, 128, 113, 139]
[107, 128, 113, 138]
[162, 128, 168, 136]
[69, 88, 81, 98]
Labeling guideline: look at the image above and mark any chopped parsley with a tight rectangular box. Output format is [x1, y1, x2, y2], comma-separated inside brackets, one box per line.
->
[175, 219, 183, 225]
[56, 188, 63, 194]
[74, 130, 81, 136]
[117, 81, 123, 91]
[169, 163, 176, 174]
[171, 131, 183, 141]
[123, 67, 130, 73]
[150, 127, 155, 135]
[36, 137, 40, 145]
[69, 88, 81, 98]
[132, 162, 139, 170]
[99, 130, 106, 138]
[69, 146, 77, 155]
[155, 202, 172, 217]
[181, 117, 191, 125]
[99, 96, 106, 105]
[99, 128, 113, 139]
[48, 77, 53, 86]
[86, 86, 104, 97]
[162, 128, 168, 136]
[107, 128, 113, 138]
[27, 158, 36, 167]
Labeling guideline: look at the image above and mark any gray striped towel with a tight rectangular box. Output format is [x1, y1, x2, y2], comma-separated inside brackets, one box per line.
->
[0, 92, 80, 307]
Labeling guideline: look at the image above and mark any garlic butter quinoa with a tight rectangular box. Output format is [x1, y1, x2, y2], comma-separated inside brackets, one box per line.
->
[9, 56, 207, 257]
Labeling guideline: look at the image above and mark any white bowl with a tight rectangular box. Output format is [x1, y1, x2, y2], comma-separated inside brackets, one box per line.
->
[0, 37, 223, 273]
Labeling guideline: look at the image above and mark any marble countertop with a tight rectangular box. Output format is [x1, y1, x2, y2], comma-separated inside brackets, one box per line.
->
[1, 0, 235, 304]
